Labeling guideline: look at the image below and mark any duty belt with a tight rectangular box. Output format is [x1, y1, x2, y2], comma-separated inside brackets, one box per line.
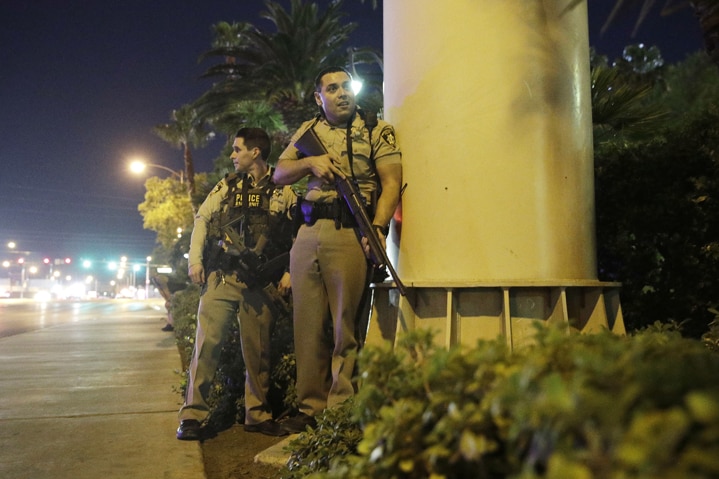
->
[301, 199, 359, 229]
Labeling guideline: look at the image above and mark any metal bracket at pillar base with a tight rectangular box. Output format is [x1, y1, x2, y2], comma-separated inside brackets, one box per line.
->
[365, 280, 624, 350]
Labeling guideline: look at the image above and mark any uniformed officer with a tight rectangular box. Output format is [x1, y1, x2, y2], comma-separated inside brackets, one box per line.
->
[176, 127, 297, 440]
[273, 66, 402, 433]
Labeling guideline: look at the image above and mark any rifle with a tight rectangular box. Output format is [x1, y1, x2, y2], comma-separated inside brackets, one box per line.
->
[261, 281, 292, 319]
[211, 214, 293, 313]
[295, 127, 407, 296]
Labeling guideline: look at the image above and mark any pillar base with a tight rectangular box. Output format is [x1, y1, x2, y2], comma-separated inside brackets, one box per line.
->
[365, 280, 624, 350]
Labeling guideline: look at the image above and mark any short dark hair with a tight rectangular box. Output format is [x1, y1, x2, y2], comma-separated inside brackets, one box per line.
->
[235, 127, 271, 160]
[314, 66, 352, 92]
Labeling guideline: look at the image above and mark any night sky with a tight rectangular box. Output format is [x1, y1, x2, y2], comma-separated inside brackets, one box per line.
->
[0, 1, 705, 264]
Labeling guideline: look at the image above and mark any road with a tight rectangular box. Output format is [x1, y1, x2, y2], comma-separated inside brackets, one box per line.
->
[0, 298, 167, 338]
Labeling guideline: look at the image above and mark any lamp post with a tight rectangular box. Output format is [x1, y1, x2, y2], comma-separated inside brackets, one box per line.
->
[18, 258, 26, 299]
[6, 241, 30, 298]
[145, 256, 152, 299]
[129, 159, 184, 183]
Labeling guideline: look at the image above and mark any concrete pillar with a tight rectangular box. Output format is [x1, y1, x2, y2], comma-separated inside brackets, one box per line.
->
[370, 0, 624, 348]
[384, 0, 595, 282]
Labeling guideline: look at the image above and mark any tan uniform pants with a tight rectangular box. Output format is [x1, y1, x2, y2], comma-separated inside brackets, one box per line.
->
[179, 271, 274, 425]
[290, 219, 370, 416]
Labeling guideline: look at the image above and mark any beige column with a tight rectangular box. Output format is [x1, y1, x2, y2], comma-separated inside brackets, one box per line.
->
[384, 0, 596, 282]
[367, 1, 623, 348]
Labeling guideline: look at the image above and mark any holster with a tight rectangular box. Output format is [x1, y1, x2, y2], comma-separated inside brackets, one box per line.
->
[300, 199, 361, 229]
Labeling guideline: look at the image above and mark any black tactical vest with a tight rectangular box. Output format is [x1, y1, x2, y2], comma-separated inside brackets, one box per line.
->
[220, 170, 293, 262]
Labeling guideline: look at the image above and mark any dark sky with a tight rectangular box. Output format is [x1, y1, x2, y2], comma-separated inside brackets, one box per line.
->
[0, 1, 705, 264]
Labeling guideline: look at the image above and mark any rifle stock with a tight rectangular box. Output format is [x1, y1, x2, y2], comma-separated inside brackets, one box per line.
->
[294, 126, 327, 157]
[294, 127, 407, 296]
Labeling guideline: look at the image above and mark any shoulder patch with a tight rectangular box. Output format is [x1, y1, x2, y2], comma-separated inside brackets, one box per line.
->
[380, 126, 397, 149]
[211, 181, 224, 194]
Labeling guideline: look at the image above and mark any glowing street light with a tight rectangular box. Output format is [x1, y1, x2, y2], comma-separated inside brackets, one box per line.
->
[129, 158, 184, 183]
[347, 47, 384, 95]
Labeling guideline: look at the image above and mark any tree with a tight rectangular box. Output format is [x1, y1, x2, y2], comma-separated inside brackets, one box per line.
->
[652, 50, 719, 120]
[137, 176, 197, 251]
[589, 45, 670, 144]
[593, 51, 719, 337]
[595, 110, 719, 337]
[153, 104, 215, 202]
[195, 0, 360, 132]
[209, 100, 288, 173]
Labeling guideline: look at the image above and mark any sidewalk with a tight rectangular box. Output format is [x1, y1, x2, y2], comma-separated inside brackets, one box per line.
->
[0, 300, 206, 479]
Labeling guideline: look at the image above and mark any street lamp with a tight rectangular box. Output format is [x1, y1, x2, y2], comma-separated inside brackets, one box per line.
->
[17, 257, 26, 299]
[347, 47, 384, 95]
[129, 159, 184, 183]
[6, 241, 30, 298]
[145, 256, 152, 299]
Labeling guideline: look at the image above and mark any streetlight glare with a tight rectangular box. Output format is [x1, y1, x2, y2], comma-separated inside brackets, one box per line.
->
[129, 159, 148, 175]
[128, 158, 184, 182]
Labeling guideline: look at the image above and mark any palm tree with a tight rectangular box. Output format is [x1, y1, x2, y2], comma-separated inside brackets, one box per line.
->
[195, 0, 360, 132]
[153, 104, 215, 203]
[209, 99, 288, 171]
[209, 21, 254, 64]
[590, 60, 669, 144]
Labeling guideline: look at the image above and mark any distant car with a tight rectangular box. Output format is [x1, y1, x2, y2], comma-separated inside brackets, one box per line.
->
[34, 291, 52, 302]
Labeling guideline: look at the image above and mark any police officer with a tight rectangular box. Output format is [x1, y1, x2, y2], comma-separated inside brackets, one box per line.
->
[273, 66, 402, 433]
[176, 127, 297, 440]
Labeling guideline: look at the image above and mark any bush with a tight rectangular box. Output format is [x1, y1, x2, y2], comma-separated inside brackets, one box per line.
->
[280, 327, 719, 479]
[595, 109, 719, 338]
[170, 284, 201, 372]
[702, 312, 719, 353]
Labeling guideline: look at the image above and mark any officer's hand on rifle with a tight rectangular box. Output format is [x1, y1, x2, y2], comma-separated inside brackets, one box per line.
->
[189, 263, 206, 285]
[277, 271, 291, 296]
[307, 154, 344, 184]
[361, 230, 386, 259]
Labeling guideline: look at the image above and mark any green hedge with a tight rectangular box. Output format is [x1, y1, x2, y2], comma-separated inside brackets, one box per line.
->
[281, 326, 719, 479]
[595, 109, 719, 339]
